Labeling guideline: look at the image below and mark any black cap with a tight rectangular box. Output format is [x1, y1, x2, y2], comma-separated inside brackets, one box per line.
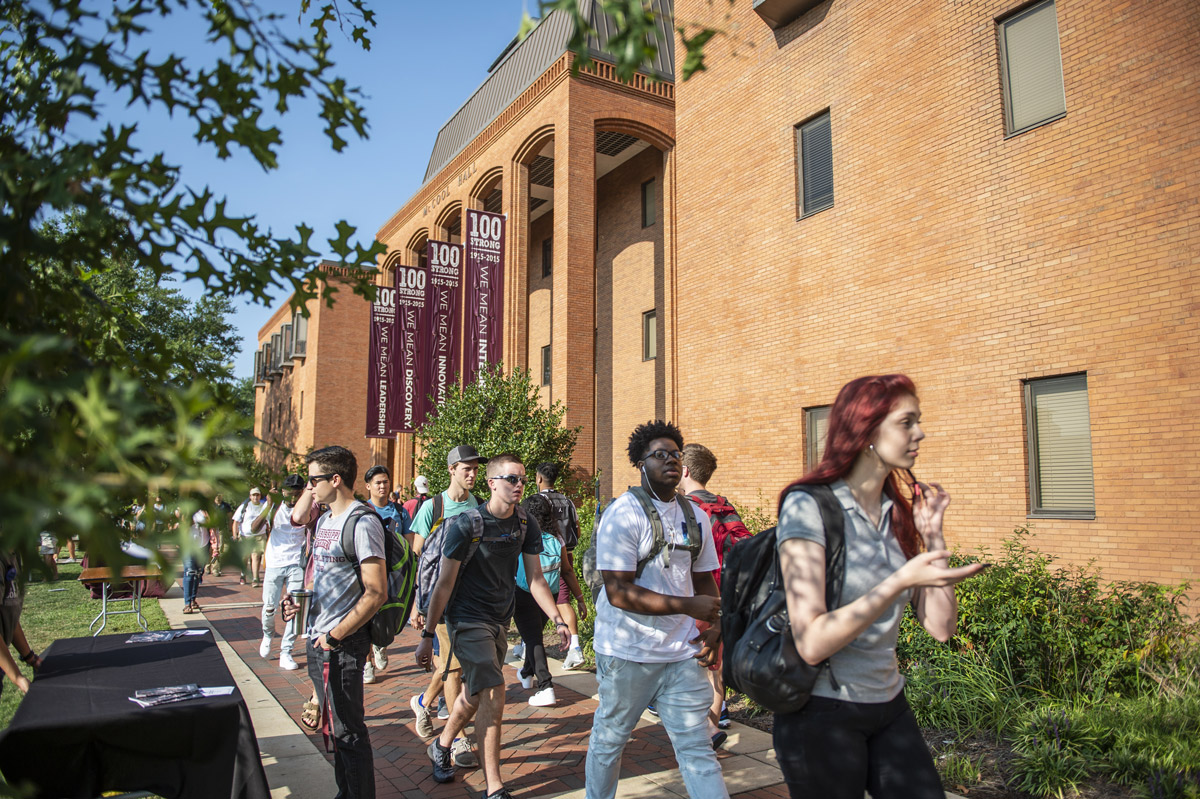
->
[282, 474, 305, 489]
[447, 445, 487, 468]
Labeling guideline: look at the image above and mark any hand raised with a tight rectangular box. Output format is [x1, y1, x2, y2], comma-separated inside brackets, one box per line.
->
[899, 550, 989, 589]
[912, 482, 950, 540]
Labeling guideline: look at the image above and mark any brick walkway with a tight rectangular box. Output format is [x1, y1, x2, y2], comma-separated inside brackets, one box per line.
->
[195, 570, 788, 798]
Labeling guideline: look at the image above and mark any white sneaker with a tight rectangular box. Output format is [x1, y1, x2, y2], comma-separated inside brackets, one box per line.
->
[280, 652, 298, 670]
[529, 686, 557, 707]
[562, 646, 585, 670]
[510, 641, 525, 662]
[363, 661, 376, 684]
[519, 672, 534, 690]
[373, 644, 388, 672]
[259, 635, 271, 658]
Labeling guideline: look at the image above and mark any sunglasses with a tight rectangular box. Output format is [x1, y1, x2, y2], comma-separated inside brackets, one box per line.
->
[307, 474, 335, 486]
[490, 474, 527, 486]
[643, 449, 683, 462]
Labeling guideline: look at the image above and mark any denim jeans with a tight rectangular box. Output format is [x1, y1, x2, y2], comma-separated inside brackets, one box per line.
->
[306, 629, 374, 799]
[182, 550, 207, 605]
[586, 655, 729, 799]
[261, 564, 304, 654]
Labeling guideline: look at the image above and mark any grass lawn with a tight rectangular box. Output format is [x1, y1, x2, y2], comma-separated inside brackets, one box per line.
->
[0, 559, 172, 730]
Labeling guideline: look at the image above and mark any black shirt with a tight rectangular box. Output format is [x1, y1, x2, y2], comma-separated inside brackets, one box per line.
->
[442, 504, 543, 624]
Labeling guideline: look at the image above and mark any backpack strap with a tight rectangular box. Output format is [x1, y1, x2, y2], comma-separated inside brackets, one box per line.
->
[629, 486, 703, 578]
[340, 504, 386, 592]
[458, 506, 527, 571]
[428, 494, 446, 536]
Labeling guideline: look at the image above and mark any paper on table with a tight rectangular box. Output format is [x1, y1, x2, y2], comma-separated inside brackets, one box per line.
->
[200, 687, 235, 697]
[180, 628, 210, 636]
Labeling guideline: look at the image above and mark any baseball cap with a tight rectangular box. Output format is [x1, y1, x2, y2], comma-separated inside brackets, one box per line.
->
[282, 474, 305, 489]
[414, 475, 430, 493]
[447, 445, 487, 468]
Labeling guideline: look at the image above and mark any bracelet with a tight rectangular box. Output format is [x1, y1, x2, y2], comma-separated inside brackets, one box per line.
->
[556, 622, 569, 629]
[19, 651, 36, 664]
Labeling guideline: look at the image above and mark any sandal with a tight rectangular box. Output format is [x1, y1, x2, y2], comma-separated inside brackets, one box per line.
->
[300, 700, 320, 730]
[183, 605, 195, 614]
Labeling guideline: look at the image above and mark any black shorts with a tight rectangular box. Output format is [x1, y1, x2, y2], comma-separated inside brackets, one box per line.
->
[447, 620, 507, 698]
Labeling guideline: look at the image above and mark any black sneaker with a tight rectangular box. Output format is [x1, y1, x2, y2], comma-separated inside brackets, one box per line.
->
[718, 705, 731, 729]
[711, 731, 728, 750]
[427, 739, 456, 783]
[481, 788, 514, 799]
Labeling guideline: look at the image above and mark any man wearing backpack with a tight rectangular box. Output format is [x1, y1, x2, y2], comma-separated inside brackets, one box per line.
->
[280, 445, 385, 799]
[414, 453, 568, 799]
[680, 443, 752, 738]
[363, 464, 411, 684]
[402, 475, 431, 522]
[407, 445, 483, 761]
[585, 421, 728, 799]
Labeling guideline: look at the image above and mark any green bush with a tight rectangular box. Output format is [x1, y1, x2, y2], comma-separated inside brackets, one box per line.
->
[899, 528, 1195, 702]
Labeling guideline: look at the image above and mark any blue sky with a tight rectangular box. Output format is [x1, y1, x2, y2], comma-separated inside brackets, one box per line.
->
[128, 1, 536, 379]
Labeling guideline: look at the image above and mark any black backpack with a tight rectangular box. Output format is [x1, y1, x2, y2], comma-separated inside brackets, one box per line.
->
[542, 490, 580, 550]
[721, 483, 846, 714]
[330, 503, 418, 649]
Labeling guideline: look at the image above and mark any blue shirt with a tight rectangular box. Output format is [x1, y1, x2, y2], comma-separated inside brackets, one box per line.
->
[371, 500, 411, 539]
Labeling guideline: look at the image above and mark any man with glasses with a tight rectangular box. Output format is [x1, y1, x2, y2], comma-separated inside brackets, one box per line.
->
[408, 445, 484, 760]
[281, 446, 386, 799]
[362, 464, 411, 683]
[414, 453, 568, 799]
[585, 421, 727, 799]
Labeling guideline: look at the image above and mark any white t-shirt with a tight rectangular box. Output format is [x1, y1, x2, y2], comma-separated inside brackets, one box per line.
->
[265, 503, 308, 569]
[233, 500, 270, 537]
[593, 490, 719, 663]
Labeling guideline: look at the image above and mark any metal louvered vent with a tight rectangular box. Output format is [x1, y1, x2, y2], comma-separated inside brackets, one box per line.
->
[528, 156, 555, 187]
[483, 188, 503, 214]
[595, 131, 638, 156]
[529, 197, 547, 213]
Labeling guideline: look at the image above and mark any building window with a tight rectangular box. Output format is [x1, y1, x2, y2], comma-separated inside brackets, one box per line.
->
[642, 310, 657, 360]
[796, 111, 833, 217]
[1025, 373, 1094, 518]
[541, 345, 551, 386]
[805, 406, 831, 470]
[299, 391, 303, 420]
[292, 311, 308, 358]
[998, 0, 1066, 135]
[641, 179, 656, 227]
[542, 237, 552, 278]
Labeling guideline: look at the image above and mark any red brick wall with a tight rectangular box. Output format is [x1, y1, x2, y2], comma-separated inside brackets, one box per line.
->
[671, 0, 1200, 585]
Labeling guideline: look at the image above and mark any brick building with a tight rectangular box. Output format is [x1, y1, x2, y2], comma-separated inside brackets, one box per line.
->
[254, 0, 1198, 586]
[253, 264, 374, 483]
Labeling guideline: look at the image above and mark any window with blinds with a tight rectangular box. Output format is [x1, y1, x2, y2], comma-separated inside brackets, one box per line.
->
[642, 310, 657, 361]
[796, 111, 833, 217]
[541, 345, 551, 386]
[1026, 374, 1094, 517]
[805, 406, 831, 470]
[999, 0, 1066, 135]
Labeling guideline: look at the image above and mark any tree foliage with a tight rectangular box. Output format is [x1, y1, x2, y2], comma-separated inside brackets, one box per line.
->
[414, 366, 580, 500]
[0, 0, 384, 572]
[523, 0, 737, 82]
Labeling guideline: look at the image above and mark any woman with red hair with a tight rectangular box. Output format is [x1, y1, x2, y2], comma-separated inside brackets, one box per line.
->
[774, 374, 987, 799]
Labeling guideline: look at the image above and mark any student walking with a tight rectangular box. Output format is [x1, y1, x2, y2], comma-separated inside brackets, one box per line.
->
[585, 421, 728, 799]
[362, 465, 411, 683]
[414, 453, 568, 799]
[259, 475, 310, 670]
[282, 446, 387, 799]
[534, 463, 588, 670]
[773, 374, 986, 799]
[512, 493, 567, 707]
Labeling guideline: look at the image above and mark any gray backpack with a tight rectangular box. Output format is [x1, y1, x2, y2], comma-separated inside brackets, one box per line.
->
[581, 487, 702, 601]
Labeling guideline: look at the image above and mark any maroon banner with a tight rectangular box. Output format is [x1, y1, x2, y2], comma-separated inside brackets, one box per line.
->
[392, 263, 429, 434]
[463, 209, 505, 383]
[426, 240, 462, 413]
[365, 285, 396, 439]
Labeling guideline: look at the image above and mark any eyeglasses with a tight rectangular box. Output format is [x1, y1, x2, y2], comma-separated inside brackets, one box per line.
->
[489, 474, 527, 486]
[307, 474, 335, 486]
[643, 449, 683, 462]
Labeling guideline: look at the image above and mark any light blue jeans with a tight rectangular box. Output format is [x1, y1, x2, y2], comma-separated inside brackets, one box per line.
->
[585, 654, 729, 799]
[261, 564, 304, 654]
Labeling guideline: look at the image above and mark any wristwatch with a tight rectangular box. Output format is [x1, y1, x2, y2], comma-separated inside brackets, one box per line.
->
[324, 632, 342, 650]
[421, 630, 436, 639]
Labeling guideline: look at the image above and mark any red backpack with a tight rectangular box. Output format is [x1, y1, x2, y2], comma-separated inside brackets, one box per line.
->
[687, 493, 753, 584]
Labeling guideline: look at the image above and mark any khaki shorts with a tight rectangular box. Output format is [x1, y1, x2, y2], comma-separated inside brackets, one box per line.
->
[243, 535, 266, 555]
[435, 622, 460, 674]
[448, 620, 507, 698]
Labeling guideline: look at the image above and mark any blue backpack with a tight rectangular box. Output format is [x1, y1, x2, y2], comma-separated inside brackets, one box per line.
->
[516, 530, 562, 594]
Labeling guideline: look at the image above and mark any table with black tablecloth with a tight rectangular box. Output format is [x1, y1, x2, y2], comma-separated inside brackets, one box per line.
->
[0, 633, 270, 799]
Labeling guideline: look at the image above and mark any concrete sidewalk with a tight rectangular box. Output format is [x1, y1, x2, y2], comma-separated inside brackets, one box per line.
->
[170, 571, 961, 799]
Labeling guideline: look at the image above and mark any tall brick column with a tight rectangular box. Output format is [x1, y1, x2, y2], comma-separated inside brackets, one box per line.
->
[554, 114, 596, 474]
